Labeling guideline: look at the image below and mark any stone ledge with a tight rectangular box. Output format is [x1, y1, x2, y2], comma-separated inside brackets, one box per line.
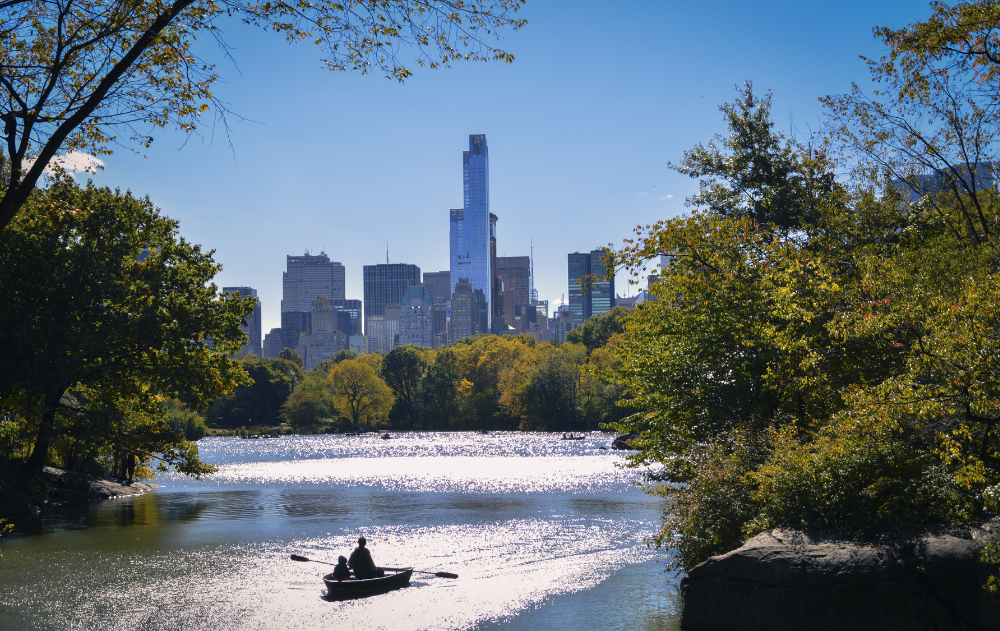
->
[681, 520, 1000, 631]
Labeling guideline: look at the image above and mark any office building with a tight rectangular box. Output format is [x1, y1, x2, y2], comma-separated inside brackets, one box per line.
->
[398, 285, 434, 348]
[567, 249, 616, 323]
[281, 252, 345, 312]
[449, 277, 487, 343]
[450, 134, 493, 329]
[496, 256, 530, 332]
[549, 304, 576, 344]
[367, 305, 401, 354]
[363, 263, 421, 333]
[223, 286, 261, 355]
[297, 295, 350, 370]
[431, 303, 449, 348]
[262, 328, 283, 359]
[332, 298, 362, 336]
[893, 163, 994, 203]
[423, 270, 451, 304]
[281, 311, 310, 354]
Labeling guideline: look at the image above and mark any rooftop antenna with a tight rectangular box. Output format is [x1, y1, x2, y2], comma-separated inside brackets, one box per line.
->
[386, 243, 389, 265]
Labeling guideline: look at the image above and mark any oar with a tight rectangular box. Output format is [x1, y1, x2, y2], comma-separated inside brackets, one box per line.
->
[290, 554, 458, 579]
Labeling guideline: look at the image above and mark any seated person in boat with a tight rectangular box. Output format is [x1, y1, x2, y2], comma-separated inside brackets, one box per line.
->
[348, 536, 384, 579]
[331, 555, 351, 581]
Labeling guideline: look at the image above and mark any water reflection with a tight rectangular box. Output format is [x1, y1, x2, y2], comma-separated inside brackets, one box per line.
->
[1, 432, 679, 631]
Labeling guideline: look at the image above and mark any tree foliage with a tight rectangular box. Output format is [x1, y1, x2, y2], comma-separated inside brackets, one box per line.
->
[0, 176, 251, 475]
[206, 357, 303, 427]
[607, 73, 1000, 571]
[328, 358, 393, 429]
[0, 0, 526, 231]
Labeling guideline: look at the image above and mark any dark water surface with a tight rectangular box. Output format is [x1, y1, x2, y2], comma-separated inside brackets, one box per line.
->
[0, 432, 682, 630]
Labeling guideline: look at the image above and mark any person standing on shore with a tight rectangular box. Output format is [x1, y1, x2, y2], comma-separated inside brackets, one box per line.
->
[126, 454, 136, 485]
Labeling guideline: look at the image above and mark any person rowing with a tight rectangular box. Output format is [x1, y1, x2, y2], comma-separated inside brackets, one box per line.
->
[348, 536, 384, 579]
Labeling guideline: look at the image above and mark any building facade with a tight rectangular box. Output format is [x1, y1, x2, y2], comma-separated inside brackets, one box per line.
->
[362, 263, 421, 333]
[262, 327, 283, 359]
[496, 256, 530, 332]
[223, 286, 261, 355]
[567, 250, 615, 324]
[449, 277, 487, 343]
[422, 270, 451, 305]
[398, 285, 434, 348]
[297, 295, 350, 370]
[450, 134, 493, 330]
[281, 252, 345, 312]
[280, 310, 311, 354]
[366, 305, 401, 354]
[331, 298, 362, 336]
[549, 304, 576, 344]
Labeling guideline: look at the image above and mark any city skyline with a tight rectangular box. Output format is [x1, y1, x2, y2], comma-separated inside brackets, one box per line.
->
[68, 1, 929, 335]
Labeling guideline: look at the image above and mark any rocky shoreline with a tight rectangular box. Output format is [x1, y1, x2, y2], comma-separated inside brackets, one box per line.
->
[681, 520, 1000, 631]
[0, 466, 157, 517]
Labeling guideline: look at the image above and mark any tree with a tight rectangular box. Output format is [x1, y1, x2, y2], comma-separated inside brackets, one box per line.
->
[278, 347, 304, 368]
[281, 376, 335, 431]
[0, 0, 527, 232]
[381, 345, 428, 429]
[206, 357, 302, 427]
[327, 358, 393, 429]
[565, 306, 629, 354]
[500, 342, 586, 430]
[0, 176, 253, 474]
[421, 348, 459, 429]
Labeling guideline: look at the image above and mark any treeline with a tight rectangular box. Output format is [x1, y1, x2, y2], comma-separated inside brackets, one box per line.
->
[0, 175, 255, 480]
[205, 307, 631, 433]
[607, 0, 1000, 578]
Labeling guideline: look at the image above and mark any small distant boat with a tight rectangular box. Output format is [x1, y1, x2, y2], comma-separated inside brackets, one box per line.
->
[380, 433, 392, 440]
[323, 567, 413, 598]
[477, 430, 490, 435]
[560, 433, 585, 440]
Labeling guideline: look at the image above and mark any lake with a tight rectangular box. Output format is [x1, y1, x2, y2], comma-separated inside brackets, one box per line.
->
[0, 432, 682, 630]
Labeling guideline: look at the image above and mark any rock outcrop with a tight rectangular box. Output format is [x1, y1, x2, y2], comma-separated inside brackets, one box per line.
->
[0, 466, 157, 517]
[681, 521, 1000, 631]
[611, 432, 639, 450]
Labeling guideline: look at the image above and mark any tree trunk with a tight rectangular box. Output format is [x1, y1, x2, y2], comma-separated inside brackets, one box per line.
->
[24, 391, 63, 474]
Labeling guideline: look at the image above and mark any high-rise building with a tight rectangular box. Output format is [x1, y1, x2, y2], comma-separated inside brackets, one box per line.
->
[367, 305, 401, 354]
[449, 277, 487, 343]
[297, 295, 350, 369]
[398, 285, 434, 348]
[280, 310, 311, 353]
[281, 252, 345, 312]
[496, 256, 530, 332]
[450, 135, 493, 329]
[549, 304, 576, 344]
[422, 271, 451, 304]
[331, 298, 362, 336]
[363, 263, 421, 333]
[262, 328, 283, 358]
[223, 286, 261, 355]
[567, 250, 616, 323]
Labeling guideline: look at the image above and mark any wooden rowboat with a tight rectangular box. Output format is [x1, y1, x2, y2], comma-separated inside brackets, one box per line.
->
[323, 567, 413, 598]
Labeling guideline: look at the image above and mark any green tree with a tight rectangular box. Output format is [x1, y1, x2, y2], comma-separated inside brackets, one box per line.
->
[381, 345, 428, 429]
[281, 376, 335, 432]
[328, 359, 393, 430]
[278, 347, 304, 368]
[0, 0, 526, 231]
[0, 177, 252, 475]
[421, 348, 460, 430]
[565, 306, 629, 354]
[206, 357, 303, 427]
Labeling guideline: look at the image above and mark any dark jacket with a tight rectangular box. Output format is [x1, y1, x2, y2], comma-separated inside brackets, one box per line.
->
[348, 546, 377, 579]
[331, 561, 350, 581]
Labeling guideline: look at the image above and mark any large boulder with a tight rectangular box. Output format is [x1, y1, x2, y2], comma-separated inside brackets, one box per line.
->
[681, 521, 1000, 631]
[611, 432, 639, 450]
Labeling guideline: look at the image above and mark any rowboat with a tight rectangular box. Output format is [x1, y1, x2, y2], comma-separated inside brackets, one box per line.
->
[323, 567, 413, 598]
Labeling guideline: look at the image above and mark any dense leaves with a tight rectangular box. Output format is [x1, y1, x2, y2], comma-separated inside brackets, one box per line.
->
[0, 176, 253, 475]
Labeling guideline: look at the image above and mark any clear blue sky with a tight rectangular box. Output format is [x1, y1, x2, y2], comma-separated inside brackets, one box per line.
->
[81, 0, 930, 334]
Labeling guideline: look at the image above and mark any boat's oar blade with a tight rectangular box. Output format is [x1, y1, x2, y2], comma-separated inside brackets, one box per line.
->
[290, 554, 310, 562]
[434, 571, 458, 579]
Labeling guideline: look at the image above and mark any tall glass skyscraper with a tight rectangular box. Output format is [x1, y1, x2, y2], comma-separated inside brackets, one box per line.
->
[450, 134, 493, 329]
[568, 249, 615, 323]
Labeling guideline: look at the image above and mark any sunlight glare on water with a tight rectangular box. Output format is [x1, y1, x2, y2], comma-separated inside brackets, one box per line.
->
[0, 433, 679, 631]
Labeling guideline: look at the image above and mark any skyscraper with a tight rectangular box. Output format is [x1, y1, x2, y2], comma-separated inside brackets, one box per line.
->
[450, 134, 493, 329]
[223, 286, 261, 355]
[449, 277, 487, 344]
[398, 285, 434, 348]
[496, 256, 530, 331]
[568, 250, 616, 323]
[363, 263, 421, 334]
[281, 252, 345, 312]
[423, 270, 451, 304]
